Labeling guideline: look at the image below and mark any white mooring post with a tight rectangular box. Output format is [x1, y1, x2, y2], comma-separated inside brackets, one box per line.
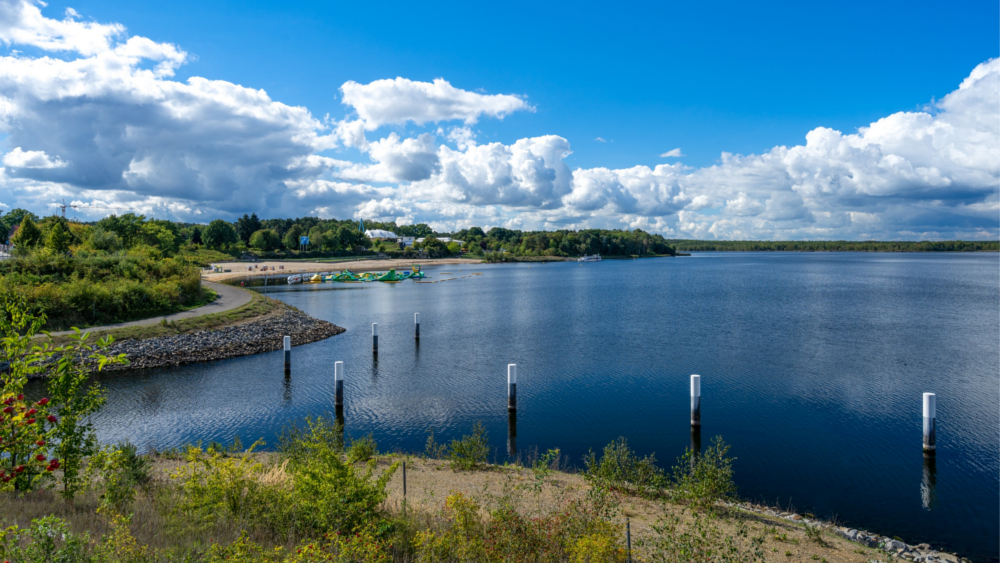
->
[372, 323, 379, 354]
[415, 312, 420, 340]
[283, 336, 291, 370]
[334, 361, 344, 407]
[690, 374, 701, 427]
[923, 392, 936, 453]
[508, 364, 517, 411]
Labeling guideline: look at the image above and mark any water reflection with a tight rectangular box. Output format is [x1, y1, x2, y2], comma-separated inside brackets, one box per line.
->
[507, 410, 517, 457]
[282, 373, 293, 405]
[922, 453, 937, 511]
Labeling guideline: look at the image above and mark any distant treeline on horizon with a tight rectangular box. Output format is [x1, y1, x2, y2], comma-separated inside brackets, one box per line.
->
[2, 207, 995, 254]
[667, 239, 999, 252]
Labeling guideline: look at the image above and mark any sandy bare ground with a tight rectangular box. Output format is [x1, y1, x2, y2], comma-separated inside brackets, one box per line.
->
[373, 457, 899, 563]
[202, 257, 485, 282]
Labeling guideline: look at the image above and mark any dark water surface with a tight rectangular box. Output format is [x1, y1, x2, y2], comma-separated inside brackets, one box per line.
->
[76, 253, 999, 561]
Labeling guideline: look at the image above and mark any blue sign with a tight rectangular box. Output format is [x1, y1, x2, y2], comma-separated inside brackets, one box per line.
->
[300, 236, 309, 245]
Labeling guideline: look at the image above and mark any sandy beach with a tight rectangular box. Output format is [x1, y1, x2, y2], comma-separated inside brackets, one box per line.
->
[201, 257, 485, 282]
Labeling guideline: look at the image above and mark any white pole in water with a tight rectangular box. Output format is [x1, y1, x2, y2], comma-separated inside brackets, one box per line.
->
[372, 323, 379, 354]
[923, 393, 936, 453]
[415, 312, 420, 341]
[690, 374, 701, 427]
[334, 361, 344, 407]
[508, 364, 517, 411]
[283, 336, 291, 371]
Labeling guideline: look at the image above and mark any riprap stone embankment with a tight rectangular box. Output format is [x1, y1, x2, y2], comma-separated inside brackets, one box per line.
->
[99, 306, 344, 371]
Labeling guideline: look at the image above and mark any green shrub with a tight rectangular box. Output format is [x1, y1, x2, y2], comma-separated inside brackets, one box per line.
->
[583, 437, 666, 496]
[448, 421, 490, 471]
[0, 251, 205, 329]
[0, 516, 93, 563]
[88, 441, 151, 510]
[347, 433, 378, 463]
[424, 428, 448, 459]
[278, 415, 344, 460]
[173, 418, 396, 541]
[670, 436, 737, 510]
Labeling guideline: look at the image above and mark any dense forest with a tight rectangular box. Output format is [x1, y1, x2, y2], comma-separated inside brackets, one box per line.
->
[668, 239, 1000, 252]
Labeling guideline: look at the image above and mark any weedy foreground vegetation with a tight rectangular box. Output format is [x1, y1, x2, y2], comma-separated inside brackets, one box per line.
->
[2, 290, 883, 562]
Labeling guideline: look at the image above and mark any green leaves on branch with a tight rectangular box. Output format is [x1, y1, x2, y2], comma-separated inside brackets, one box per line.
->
[0, 287, 127, 498]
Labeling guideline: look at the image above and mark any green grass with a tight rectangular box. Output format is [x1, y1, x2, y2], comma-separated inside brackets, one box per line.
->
[45, 289, 281, 346]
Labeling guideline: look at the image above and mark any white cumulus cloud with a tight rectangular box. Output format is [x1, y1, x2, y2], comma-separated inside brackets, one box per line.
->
[3, 147, 65, 168]
[340, 77, 532, 130]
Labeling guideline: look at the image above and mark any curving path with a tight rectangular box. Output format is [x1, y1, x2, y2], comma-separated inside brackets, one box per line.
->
[49, 281, 253, 336]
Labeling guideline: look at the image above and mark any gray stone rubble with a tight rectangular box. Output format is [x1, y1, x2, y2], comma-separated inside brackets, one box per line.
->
[96, 307, 344, 371]
[725, 501, 970, 563]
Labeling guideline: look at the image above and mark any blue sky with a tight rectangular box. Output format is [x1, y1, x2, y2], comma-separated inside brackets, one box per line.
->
[0, 0, 997, 238]
[52, 0, 997, 169]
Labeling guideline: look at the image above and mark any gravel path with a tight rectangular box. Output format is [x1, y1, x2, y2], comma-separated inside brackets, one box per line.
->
[48, 281, 252, 336]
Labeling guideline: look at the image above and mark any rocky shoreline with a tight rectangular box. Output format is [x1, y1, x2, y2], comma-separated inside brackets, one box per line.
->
[95, 306, 344, 372]
[727, 500, 971, 563]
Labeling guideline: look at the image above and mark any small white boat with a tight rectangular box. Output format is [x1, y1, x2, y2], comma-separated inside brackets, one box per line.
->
[287, 274, 303, 284]
[577, 254, 602, 262]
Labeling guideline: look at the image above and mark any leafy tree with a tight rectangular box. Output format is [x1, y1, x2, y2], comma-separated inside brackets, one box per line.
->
[203, 220, 238, 250]
[88, 228, 122, 252]
[96, 214, 145, 248]
[45, 222, 72, 253]
[40, 329, 127, 499]
[190, 225, 203, 245]
[11, 215, 42, 250]
[249, 229, 281, 251]
[235, 213, 262, 244]
[139, 222, 177, 253]
[0, 208, 38, 243]
[283, 225, 304, 250]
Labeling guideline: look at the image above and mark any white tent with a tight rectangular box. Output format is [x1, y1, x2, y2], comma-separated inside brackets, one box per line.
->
[365, 229, 398, 240]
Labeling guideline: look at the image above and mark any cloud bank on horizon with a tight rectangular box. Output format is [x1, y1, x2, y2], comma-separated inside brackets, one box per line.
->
[0, 0, 996, 239]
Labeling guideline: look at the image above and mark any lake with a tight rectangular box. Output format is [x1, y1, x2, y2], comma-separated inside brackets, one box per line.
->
[73, 253, 999, 561]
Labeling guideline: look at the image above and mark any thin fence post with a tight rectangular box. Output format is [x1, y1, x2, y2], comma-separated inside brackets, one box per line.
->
[626, 518, 632, 563]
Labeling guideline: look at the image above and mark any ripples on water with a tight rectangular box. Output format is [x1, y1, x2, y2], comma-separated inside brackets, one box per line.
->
[54, 253, 998, 561]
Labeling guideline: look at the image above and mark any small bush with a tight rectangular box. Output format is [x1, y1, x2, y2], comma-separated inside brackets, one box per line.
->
[0, 516, 93, 563]
[88, 441, 151, 510]
[424, 428, 448, 459]
[278, 415, 344, 460]
[670, 436, 737, 510]
[583, 437, 666, 496]
[347, 433, 378, 463]
[448, 421, 490, 471]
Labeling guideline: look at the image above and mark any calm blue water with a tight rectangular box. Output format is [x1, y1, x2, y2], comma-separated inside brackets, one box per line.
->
[73, 253, 999, 561]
